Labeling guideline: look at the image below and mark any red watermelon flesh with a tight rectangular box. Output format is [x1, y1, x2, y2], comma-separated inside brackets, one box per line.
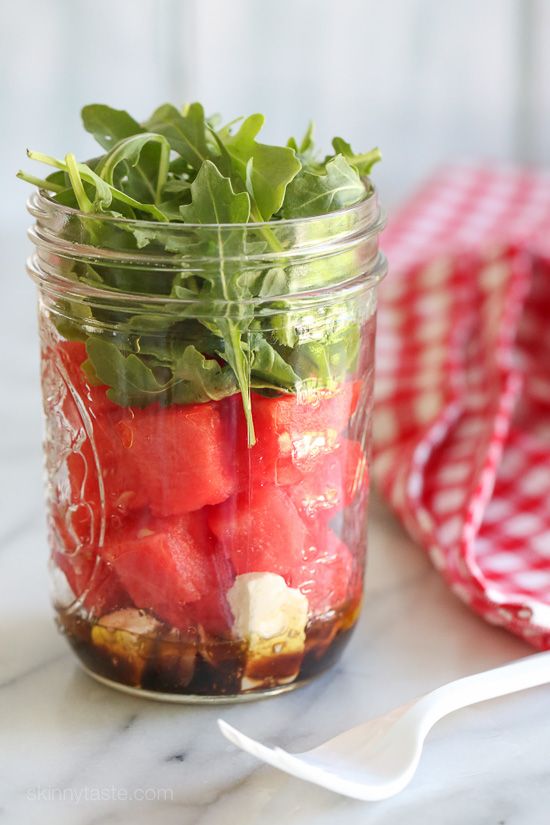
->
[59, 400, 235, 537]
[100, 511, 234, 632]
[208, 484, 308, 580]
[225, 382, 359, 489]
[290, 530, 354, 616]
[111, 402, 236, 517]
[253, 383, 357, 470]
[288, 439, 368, 520]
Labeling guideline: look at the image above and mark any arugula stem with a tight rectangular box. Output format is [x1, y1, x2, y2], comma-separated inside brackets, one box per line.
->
[226, 321, 255, 446]
[16, 170, 66, 193]
[26, 150, 169, 222]
[65, 153, 94, 212]
[64, 152, 104, 245]
[213, 219, 256, 446]
[155, 140, 170, 203]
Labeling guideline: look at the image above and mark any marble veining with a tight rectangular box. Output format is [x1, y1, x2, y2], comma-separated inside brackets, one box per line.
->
[1, 231, 550, 824]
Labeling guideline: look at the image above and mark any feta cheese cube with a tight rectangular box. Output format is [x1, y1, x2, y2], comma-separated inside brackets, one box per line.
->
[228, 572, 309, 690]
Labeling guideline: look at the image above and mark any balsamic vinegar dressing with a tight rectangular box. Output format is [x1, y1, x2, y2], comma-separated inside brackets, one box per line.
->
[58, 597, 361, 697]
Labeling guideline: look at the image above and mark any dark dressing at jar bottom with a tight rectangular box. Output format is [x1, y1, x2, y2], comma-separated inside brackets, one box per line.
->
[57, 598, 362, 700]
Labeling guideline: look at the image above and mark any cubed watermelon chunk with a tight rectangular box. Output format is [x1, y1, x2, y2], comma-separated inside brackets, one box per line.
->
[100, 511, 234, 632]
[288, 439, 369, 520]
[61, 401, 235, 534]
[224, 383, 359, 489]
[208, 484, 308, 579]
[290, 530, 354, 616]
[111, 402, 237, 517]
[252, 383, 357, 468]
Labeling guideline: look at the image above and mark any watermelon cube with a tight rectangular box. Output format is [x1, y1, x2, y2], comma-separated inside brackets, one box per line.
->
[183, 591, 235, 638]
[47, 342, 147, 544]
[225, 383, 358, 489]
[111, 402, 236, 517]
[100, 511, 234, 632]
[208, 484, 308, 580]
[53, 343, 236, 522]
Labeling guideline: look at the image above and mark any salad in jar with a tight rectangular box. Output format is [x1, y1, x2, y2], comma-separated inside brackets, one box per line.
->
[19, 102, 386, 700]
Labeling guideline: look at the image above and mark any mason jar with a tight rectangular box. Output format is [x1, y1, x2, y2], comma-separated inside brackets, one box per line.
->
[26, 187, 386, 701]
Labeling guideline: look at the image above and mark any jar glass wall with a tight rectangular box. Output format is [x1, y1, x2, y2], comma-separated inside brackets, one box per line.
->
[27, 188, 386, 701]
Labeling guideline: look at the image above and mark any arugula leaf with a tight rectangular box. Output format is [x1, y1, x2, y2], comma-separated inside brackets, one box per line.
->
[281, 154, 365, 219]
[180, 160, 250, 223]
[157, 177, 192, 219]
[278, 298, 361, 387]
[143, 102, 211, 169]
[331, 137, 382, 176]
[205, 125, 233, 177]
[235, 267, 288, 299]
[125, 317, 224, 361]
[51, 295, 98, 342]
[222, 114, 301, 220]
[248, 334, 300, 391]
[287, 122, 317, 165]
[85, 344, 172, 405]
[96, 133, 170, 204]
[289, 325, 360, 387]
[82, 104, 144, 150]
[86, 338, 238, 406]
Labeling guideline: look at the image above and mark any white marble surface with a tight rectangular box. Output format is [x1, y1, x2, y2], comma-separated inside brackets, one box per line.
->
[2, 229, 550, 824]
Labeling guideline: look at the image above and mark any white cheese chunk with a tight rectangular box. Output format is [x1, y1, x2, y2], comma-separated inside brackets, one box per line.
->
[228, 572, 309, 691]
[228, 572, 308, 640]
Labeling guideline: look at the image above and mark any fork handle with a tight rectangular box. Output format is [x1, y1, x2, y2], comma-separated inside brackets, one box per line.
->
[419, 650, 550, 725]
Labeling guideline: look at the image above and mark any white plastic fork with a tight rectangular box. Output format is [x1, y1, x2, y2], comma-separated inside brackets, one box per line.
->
[218, 651, 550, 801]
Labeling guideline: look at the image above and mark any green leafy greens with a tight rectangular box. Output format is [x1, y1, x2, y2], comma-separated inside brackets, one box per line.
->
[18, 103, 381, 444]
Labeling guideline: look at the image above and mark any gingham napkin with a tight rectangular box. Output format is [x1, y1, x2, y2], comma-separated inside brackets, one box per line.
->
[374, 164, 550, 648]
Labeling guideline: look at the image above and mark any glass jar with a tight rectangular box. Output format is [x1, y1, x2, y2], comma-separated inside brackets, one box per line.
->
[26, 187, 386, 701]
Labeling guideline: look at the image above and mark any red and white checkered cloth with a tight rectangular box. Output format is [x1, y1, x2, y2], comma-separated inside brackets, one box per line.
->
[375, 164, 550, 648]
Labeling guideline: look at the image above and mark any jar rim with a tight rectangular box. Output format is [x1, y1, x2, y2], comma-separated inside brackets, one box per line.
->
[29, 180, 383, 232]
[27, 180, 387, 311]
